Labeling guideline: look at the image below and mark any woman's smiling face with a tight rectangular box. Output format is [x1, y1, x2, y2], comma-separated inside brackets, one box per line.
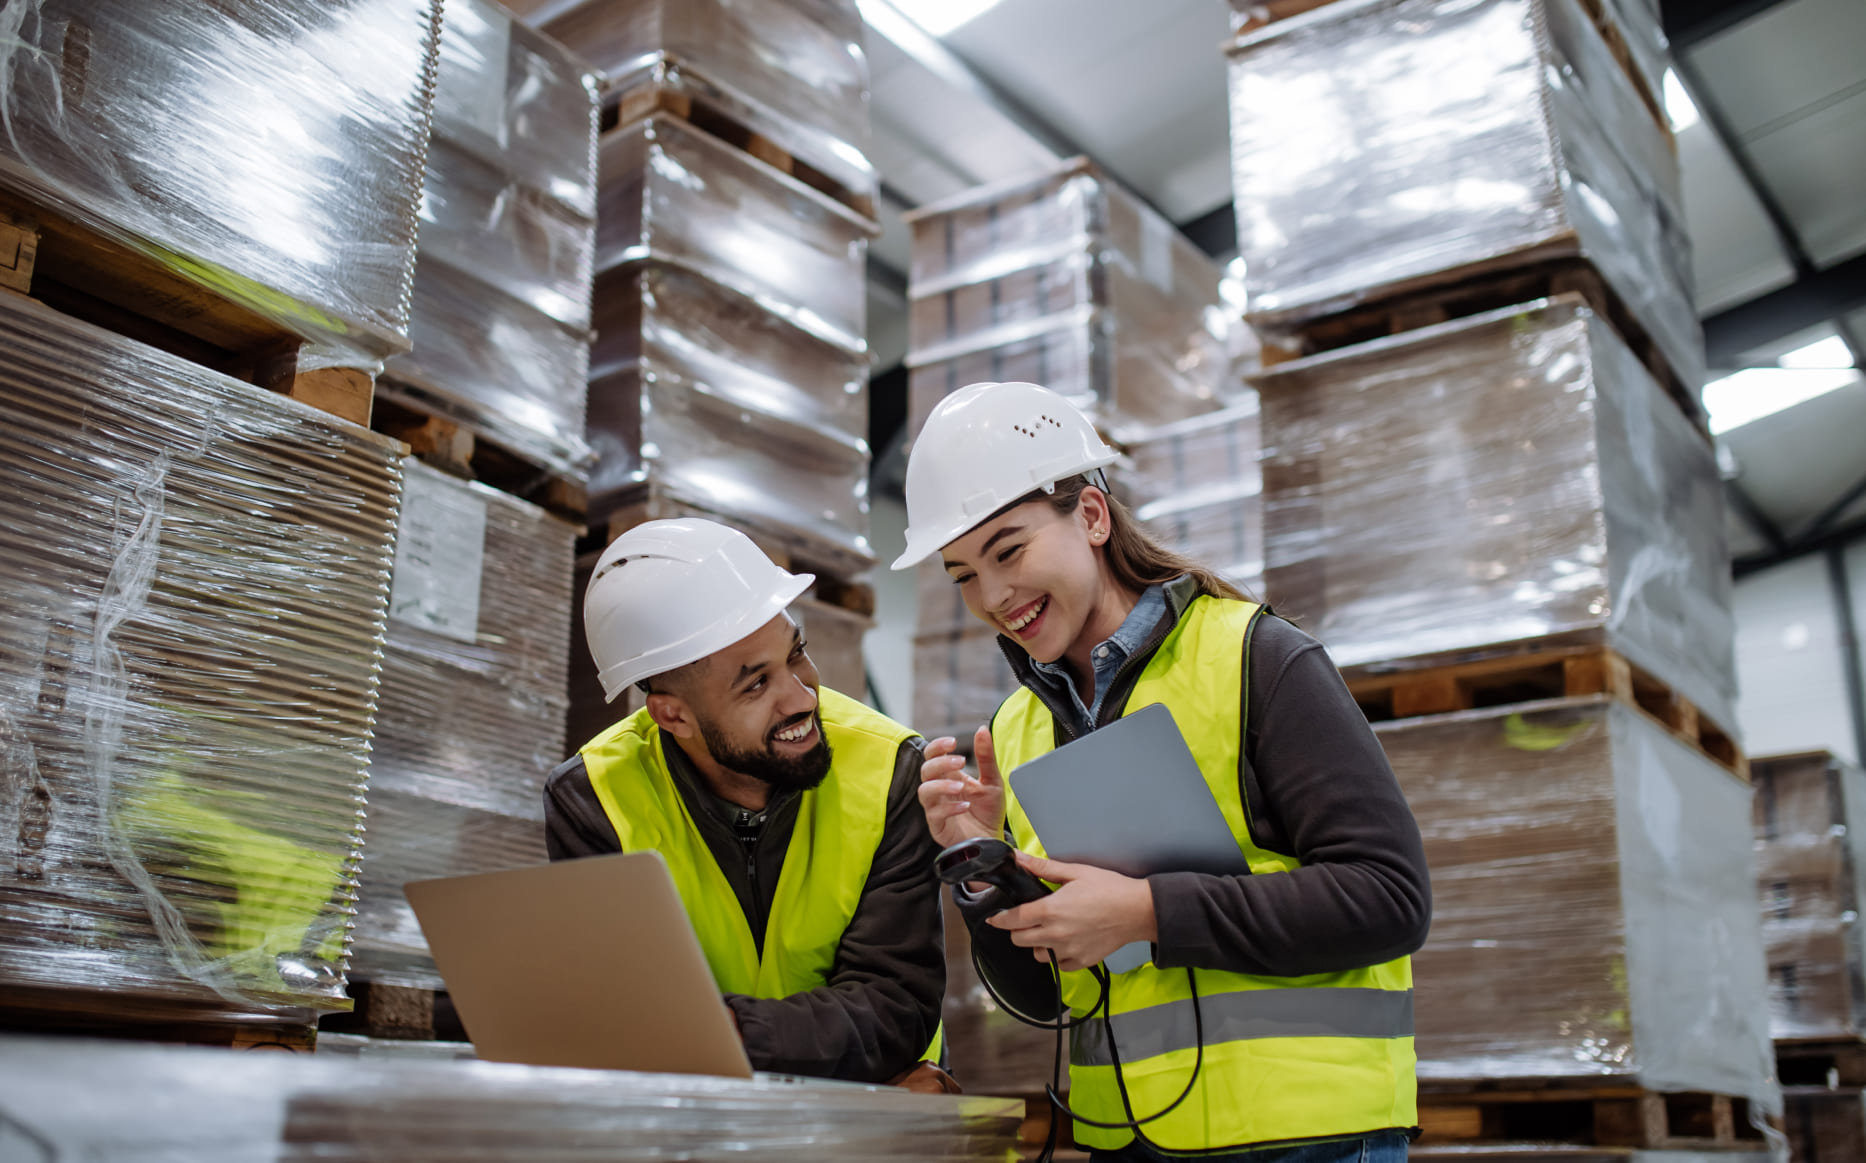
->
[940, 495, 1105, 665]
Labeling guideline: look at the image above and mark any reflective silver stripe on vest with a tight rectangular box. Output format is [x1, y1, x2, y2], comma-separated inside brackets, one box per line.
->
[1070, 988, 1414, 1068]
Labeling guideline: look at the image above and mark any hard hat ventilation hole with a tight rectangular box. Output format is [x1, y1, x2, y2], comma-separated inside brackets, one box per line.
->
[592, 557, 630, 585]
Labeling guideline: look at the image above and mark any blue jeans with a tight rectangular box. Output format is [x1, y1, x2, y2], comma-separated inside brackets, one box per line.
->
[1089, 1130, 1409, 1163]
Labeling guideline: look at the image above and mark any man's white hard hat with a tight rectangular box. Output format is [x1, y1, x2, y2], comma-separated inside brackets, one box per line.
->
[891, 381, 1118, 571]
[584, 518, 813, 701]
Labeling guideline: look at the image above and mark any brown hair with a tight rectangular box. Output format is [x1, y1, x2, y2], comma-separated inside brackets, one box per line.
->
[1034, 474, 1252, 603]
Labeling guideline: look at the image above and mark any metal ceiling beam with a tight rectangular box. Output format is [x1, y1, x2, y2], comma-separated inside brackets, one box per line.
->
[1660, 0, 1790, 51]
[1704, 251, 1866, 364]
[1735, 512, 1866, 578]
[1800, 465, 1866, 547]
[1726, 479, 1789, 556]
[1179, 201, 1240, 261]
[866, 253, 909, 304]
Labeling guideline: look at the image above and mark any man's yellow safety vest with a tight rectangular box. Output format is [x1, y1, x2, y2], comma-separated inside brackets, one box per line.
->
[579, 686, 942, 1062]
[993, 595, 1416, 1151]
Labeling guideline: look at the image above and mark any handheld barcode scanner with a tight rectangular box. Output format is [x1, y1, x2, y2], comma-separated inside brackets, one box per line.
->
[934, 837, 1050, 913]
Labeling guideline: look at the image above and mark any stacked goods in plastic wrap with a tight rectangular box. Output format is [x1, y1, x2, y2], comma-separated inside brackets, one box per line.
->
[0, 1035, 1025, 1161]
[349, 463, 575, 990]
[1226, 0, 1701, 393]
[1116, 398, 1265, 596]
[1256, 296, 1737, 735]
[0, 0, 442, 366]
[1784, 1087, 1866, 1162]
[0, 292, 404, 1020]
[380, 0, 600, 476]
[519, 0, 877, 218]
[1378, 697, 1777, 1112]
[904, 158, 1237, 444]
[1750, 751, 1866, 1041]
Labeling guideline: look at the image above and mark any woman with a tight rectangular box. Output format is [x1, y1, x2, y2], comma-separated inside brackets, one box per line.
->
[899, 382, 1430, 1162]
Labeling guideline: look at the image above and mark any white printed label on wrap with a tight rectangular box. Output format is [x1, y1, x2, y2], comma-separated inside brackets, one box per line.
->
[389, 462, 488, 643]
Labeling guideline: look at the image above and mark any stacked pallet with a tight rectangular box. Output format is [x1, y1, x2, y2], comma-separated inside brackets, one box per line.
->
[509, 0, 880, 739]
[1749, 751, 1866, 1144]
[1227, 0, 1780, 1151]
[376, 0, 601, 508]
[0, 0, 440, 1046]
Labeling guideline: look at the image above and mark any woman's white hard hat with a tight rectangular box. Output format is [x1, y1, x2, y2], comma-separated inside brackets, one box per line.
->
[891, 381, 1118, 571]
[584, 518, 813, 701]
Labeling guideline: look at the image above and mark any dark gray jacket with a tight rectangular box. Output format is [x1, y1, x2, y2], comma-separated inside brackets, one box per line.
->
[544, 729, 944, 1083]
[960, 576, 1433, 1018]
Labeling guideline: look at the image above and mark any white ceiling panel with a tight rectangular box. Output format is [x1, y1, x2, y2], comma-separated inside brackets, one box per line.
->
[1675, 121, 1797, 313]
[1688, 0, 1866, 139]
[1743, 88, 1866, 266]
[1726, 505, 1774, 560]
[1719, 377, 1866, 534]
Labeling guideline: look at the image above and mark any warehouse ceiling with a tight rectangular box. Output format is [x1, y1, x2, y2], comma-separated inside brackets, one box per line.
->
[857, 0, 1866, 570]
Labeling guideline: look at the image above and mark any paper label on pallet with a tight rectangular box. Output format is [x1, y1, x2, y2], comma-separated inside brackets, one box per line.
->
[389, 464, 488, 643]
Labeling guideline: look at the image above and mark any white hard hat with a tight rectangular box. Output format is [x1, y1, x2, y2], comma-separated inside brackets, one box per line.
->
[585, 518, 814, 701]
[891, 382, 1118, 570]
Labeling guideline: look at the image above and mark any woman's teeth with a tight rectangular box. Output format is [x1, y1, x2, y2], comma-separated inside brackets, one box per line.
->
[774, 720, 812, 743]
[1006, 598, 1047, 632]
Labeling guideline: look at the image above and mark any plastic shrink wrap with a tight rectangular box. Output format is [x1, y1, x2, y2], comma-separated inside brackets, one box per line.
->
[1226, 0, 1702, 391]
[526, 0, 876, 210]
[1258, 296, 1737, 737]
[350, 462, 574, 990]
[0, 1036, 1025, 1161]
[0, 292, 403, 1016]
[597, 114, 874, 357]
[905, 159, 1235, 441]
[1379, 696, 1778, 1114]
[585, 265, 873, 575]
[1784, 1087, 1866, 1163]
[1118, 398, 1265, 596]
[382, 0, 599, 478]
[0, 0, 441, 361]
[1750, 750, 1866, 1041]
[911, 629, 1017, 751]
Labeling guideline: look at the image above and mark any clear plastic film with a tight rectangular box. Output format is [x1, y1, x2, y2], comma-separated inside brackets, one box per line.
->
[532, 0, 877, 209]
[1258, 296, 1737, 737]
[598, 114, 873, 357]
[349, 463, 574, 990]
[0, 292, 404, 1016]
[0, 0, 441, 361]
[0, 1034, 1026, 1161]
[1750, 751, 1866, 1041]
[904, 159, 1237, 440]
[1226, 0, 1703, 391]
[1377, 696, 1778, 1114]
[1117, 397, 1266, 594]
[380, 0, 599, 479]
[431, 0, 601, 219]
[586, 264, 874, 574]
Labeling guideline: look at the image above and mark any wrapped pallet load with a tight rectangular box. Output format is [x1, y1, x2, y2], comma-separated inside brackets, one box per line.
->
[1226, 0, 1700, 393]
[0, 0, 441, 364]
[0, 292, 403, 1020]
[349, 462, 575, 990]
[1116, 397, 1265, 596]
[380, 0, 600, 476]
[1257, 296, 1737, 741]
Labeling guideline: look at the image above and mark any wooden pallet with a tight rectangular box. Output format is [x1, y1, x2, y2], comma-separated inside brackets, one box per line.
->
[1777, 1036, 1866, 1088]
[315, 981, 469, 1043]
[1262, 263, 1705, 434]
[0, 188, 373, 427]
[0, 986, 319, 1052]
[371, 395, 588, 523]
[1419, 1082, 1770, 1151]
[1345, 643, 1747, 779]
[605, 83, 878, 224]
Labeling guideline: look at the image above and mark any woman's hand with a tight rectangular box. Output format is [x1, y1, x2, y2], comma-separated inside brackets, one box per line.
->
[986, 851, 1158, 973]
[917, 726, 1007, 850]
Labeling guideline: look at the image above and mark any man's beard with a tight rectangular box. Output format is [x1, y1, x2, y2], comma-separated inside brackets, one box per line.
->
[701, 709, 833, 794]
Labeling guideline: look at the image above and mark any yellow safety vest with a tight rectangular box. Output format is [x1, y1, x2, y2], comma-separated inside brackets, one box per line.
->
[993, 595, 1416, 1151]
[580, 686, 943, 1063]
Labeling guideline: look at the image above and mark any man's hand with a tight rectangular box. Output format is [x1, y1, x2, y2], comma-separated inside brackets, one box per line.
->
[986, 852, 1158, 973]
[917, 727, 1006, 849]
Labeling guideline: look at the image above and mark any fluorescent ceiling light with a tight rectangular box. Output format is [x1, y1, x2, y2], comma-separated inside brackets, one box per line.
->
[1663, 70, 1700, 132]
[1778, 335, 1855, 369]
[1702, 367, 1859, 434]
[885, 0, 1006, 36]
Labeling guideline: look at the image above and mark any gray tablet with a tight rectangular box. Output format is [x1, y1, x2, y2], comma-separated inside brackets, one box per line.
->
[1007, 701, 1250, 972]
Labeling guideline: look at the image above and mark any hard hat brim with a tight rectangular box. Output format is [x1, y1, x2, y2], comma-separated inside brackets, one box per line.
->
[888, 449, 1119, 571]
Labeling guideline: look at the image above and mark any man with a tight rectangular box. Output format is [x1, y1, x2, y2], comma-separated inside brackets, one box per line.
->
[544, 518, 950, 1087]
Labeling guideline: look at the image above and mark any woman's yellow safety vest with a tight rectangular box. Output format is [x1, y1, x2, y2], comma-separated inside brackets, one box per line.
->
[993, 596, 1416, 1151]
[579, 686, 942, 1062]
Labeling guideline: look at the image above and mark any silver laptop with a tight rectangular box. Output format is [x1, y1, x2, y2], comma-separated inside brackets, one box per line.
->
[1007, 702, 1251, 972]
[405, 850, 755, 1078]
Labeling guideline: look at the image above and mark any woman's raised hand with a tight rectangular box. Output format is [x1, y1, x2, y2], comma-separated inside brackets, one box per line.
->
[917, 726, 1007, 850]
